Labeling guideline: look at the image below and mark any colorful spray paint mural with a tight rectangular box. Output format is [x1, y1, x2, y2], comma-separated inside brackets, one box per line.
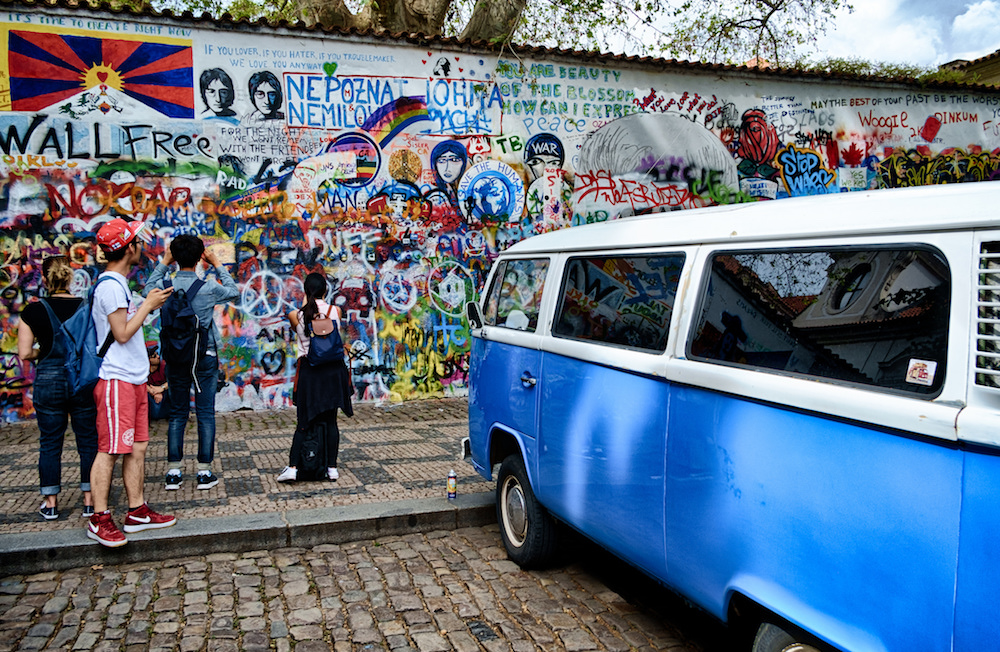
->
[2, 5, 1000, 421]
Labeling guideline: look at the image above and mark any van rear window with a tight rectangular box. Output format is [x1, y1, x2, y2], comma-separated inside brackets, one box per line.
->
[690, 247, 951, 395]
[553, 254, 685, 352]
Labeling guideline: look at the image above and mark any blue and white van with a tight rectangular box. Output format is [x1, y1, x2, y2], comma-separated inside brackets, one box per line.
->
[465, 181, 1000, 652]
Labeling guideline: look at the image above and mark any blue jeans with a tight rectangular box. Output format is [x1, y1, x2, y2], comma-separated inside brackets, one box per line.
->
[148, 393, 171, 421]
[166, 353, 219, 466]
[33, 360, 98, 495]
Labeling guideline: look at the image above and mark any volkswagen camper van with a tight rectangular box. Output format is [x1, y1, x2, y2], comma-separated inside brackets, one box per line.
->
[465, 181, 1000, 652]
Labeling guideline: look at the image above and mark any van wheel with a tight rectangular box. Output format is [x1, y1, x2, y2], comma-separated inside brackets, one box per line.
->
[496, 455, 557, 568]
[752, 623, 823, 652]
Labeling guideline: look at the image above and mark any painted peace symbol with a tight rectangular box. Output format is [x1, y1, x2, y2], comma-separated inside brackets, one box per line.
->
[379, 268, 418, 314]
[240, 271, 285, 318]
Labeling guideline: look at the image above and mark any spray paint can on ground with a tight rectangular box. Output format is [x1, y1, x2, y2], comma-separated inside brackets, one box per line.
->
[447, 469, 457, 500]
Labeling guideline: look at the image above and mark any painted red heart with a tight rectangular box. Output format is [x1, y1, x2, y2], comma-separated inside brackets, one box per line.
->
[427, 51, 432, 56]
[454, 57, 459, 61]
[97, 72, 108, 82]
[422, 60, 427, 64]
[459, 68, 464, 72]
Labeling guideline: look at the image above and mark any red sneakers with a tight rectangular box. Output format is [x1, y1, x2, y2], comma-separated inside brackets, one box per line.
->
[87, 511, 127, 548]
[87, 505, 177, 546]
[123, 503, 177, 533]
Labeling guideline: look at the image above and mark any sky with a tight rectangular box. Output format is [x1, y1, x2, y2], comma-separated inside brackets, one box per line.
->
[813, 0, 1000, 67]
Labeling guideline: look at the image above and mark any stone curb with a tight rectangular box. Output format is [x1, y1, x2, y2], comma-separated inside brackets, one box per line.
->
[0, 492, 495, 575]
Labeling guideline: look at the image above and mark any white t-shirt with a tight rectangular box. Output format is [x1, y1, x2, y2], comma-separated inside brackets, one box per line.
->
[294, 300, 340, 359]
[92, 272, 148, 385]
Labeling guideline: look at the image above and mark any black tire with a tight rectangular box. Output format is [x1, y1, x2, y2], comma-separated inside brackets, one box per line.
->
[752, 622, 823, 652]
[496, 454, 557, 568]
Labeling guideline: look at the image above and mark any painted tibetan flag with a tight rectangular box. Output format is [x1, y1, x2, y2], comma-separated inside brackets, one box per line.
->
[361, 96, 429, 149]
[7, 30, 194, 118]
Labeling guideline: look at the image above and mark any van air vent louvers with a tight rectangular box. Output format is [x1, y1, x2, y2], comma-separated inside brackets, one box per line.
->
[975, 242, 1000, 389]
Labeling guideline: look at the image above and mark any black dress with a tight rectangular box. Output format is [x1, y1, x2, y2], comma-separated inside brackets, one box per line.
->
[288, 304, 353, 474]
[295, 356, 353, 425]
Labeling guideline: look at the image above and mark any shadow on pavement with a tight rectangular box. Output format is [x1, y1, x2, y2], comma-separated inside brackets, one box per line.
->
[560, 526, 746, 652]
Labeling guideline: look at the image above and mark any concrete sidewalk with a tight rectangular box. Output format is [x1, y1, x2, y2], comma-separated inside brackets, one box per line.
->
[0, 398, 495, 575]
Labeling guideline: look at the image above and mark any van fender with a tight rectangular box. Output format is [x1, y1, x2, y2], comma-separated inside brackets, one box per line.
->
[484, 422, 539, 488]
[726, 577, 887, 652]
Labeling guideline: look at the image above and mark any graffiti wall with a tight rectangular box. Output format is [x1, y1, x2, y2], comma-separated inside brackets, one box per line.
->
[2, 4, 1000, 421]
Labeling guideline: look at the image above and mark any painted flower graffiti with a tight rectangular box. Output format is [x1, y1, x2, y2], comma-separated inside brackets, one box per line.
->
[737, 109, 780, 178]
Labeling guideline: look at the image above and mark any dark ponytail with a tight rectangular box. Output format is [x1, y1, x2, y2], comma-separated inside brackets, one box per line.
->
[301, 272, 328, 327]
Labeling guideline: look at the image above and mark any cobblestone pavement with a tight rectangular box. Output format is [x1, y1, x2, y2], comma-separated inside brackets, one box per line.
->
[0, 399, 487, 535]
[0, 524, 724, 652]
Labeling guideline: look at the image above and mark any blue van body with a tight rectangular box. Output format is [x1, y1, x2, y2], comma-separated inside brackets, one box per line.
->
[466, 183, 1000, 652]
[469, 346, 967, 651]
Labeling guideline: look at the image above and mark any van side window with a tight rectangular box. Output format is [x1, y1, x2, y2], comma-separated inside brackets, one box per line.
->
[484, 259, 549, 331]
[690, 247, 951, 395]
[553, 254, 685, 352]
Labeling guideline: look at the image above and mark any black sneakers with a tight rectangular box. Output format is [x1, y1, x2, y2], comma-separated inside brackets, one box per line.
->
[38, 502, 58, 520]
[196, 471, 219, 490]
[164, 471, 182, 490]
[166, 470, 219, 489]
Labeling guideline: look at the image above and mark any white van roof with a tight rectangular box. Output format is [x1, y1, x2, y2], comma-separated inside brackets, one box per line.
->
[505, 181, 1000, 254]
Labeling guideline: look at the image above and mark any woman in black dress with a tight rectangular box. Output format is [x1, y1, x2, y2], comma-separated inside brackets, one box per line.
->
[277, 272, 353, 482]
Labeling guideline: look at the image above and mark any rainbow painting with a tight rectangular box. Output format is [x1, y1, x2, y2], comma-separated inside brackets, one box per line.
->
[6, 30, 194, 118]
[361, 96, 430, 149]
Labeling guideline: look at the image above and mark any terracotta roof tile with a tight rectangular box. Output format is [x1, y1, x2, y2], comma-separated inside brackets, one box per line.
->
[953, 47, 1000, 70]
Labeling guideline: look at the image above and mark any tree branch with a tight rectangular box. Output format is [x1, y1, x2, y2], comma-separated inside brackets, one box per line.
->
[459, 0, 528, 43]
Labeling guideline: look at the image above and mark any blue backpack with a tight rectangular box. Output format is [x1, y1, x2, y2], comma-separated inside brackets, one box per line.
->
[38, 276, 121, 397]
[305, 305, 344, 366]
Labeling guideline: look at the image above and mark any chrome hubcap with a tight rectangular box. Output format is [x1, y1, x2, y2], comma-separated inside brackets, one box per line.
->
[502, 477, 527, 546]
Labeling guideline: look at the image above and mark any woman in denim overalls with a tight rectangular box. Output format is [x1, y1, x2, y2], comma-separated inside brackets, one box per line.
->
[17, 255, 98, 520]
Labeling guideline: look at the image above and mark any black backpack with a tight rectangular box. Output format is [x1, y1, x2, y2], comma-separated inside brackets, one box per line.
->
[159, 278, 209, 386]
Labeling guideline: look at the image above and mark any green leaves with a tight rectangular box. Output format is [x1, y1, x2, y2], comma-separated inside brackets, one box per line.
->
[139, 0, 863, 66]
[667, 0, 853, 65]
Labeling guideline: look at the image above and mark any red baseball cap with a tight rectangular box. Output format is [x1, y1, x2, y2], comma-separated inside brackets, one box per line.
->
[96, 218, 145, 253]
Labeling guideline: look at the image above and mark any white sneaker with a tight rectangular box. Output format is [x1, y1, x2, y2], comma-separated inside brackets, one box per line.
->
[277, 467, 297, 483]
[327, 467, 339, 481]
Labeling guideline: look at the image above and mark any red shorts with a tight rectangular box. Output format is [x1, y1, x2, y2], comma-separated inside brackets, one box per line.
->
[94, 379, 149, 454]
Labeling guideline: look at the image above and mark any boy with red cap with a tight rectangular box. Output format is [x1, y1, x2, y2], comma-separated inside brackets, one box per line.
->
[87, 218, 176, 547]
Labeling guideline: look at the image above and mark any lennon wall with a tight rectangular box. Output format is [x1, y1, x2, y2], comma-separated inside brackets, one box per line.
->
[2, 3, 1000, 421]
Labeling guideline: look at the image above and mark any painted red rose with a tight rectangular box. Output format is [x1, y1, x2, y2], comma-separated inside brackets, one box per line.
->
[737, 109, 779, 165]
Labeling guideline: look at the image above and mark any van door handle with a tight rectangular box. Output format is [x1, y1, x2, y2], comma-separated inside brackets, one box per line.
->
[520, 373, 537, 388]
